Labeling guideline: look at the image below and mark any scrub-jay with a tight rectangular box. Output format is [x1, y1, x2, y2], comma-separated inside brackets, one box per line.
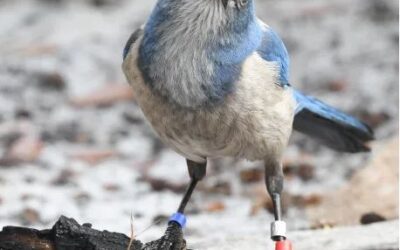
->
[122, 0, 373, 248]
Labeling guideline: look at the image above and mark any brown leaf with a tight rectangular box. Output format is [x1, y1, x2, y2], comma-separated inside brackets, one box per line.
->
[291, 194, 322, 208]
[359, 111, 390, 129]
[327, 79, 347, 92]
[70, 84, 134, 107]
[141, 175, 187, 193]
[0, 136, 43, 166]
[201, 180, 232, 196]
[240, 168, 263, 183]
[22, 44, 58, 56]
[205, 201, 226, 213]
[70, 149, 116, 165]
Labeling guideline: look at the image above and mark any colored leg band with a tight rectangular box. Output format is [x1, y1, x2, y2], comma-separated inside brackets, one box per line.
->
[271, 220, 287, 238]
[169, 212, 187, 228]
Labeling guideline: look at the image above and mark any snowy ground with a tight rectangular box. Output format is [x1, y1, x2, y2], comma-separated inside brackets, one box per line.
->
[0, 0, 398, 246]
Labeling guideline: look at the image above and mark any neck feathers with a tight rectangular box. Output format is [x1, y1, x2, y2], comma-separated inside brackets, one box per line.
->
[138, 0, 261, 108]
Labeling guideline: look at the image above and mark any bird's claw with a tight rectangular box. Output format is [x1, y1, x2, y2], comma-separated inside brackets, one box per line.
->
[143, 222, 186, 250]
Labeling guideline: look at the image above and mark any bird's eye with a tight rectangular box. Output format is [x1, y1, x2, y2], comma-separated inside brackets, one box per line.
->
[224, 0, 248, 10]
[236, 0, 248, 9]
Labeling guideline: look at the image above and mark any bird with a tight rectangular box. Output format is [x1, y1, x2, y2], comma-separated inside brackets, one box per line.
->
[122, 0, 374, 249]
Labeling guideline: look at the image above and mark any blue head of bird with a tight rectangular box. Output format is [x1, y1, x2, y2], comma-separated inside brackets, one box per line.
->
[138, 0, 262, 108]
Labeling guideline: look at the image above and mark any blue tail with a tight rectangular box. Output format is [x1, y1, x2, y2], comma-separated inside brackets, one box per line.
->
[293, 90, 374, 152]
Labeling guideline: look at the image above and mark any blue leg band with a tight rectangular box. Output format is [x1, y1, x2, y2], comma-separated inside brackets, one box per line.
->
[169, 212, 187, 228]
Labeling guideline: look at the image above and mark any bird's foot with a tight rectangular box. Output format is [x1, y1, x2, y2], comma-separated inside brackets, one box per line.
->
[143, 222, 186, 250]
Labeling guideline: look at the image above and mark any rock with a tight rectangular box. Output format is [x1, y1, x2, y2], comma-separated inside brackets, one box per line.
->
[35, 72, 66, 91]
[307, 138, 399, 226]
[0, 216, 144, 250]
[360, 212, 387, 225]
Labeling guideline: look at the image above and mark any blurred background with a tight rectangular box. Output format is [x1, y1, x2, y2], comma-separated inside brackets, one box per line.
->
[0, 0, 398, 246]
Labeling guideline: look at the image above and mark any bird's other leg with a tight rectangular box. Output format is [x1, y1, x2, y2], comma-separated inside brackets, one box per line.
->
[143, 159, 206, 250]
[264, 159, 286, 242]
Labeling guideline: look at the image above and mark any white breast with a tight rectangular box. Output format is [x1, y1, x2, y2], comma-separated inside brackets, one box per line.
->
[123, 38, 296, 163]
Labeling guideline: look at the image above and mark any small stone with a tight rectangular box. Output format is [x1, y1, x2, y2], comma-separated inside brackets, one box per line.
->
[82, 223, 93, 228]
[74, 192, 91, 207]
[15, 108, 33, 120]
[36, 72, 66, 91]
[51, 169, 75, 186]
[103, 183, 121, 192]
[360, 212, 386, 225]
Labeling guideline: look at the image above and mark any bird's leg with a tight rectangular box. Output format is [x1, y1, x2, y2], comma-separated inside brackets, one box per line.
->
[177, 159, 207, 214]
[143, 159, 206, 250]
[265, 160, 287, 242]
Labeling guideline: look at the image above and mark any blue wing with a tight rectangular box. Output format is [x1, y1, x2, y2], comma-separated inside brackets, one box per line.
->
[293, 89, 374, 152]
[257, 23, 290, 86]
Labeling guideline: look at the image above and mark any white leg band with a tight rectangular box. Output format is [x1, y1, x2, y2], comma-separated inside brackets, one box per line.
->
[271, 220, 287, 238]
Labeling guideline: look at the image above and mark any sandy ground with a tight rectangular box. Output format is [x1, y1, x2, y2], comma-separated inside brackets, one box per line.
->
[0, 0, 398, 247]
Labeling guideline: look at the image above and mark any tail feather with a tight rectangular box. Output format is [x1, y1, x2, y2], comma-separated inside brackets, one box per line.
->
[293, 90, 374, 153]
